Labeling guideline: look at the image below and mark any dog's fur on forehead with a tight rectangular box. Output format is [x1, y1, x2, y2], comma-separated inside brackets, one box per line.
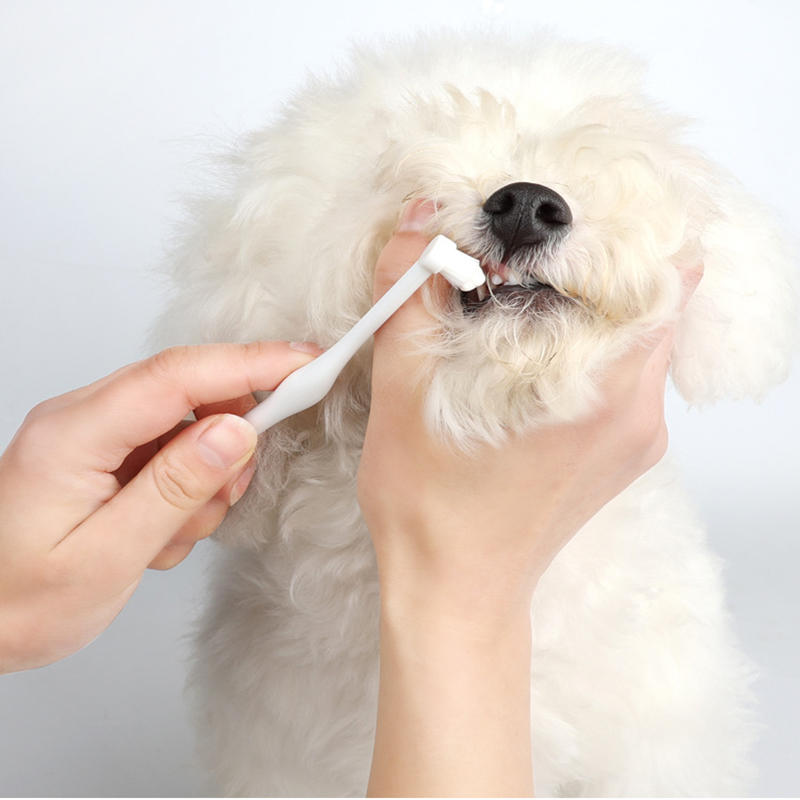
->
[156, 30, 797, 796]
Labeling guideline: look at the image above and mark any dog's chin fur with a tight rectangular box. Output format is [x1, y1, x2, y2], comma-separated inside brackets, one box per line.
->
[417, 290, 616, 444]
[154, 30, 797, 797]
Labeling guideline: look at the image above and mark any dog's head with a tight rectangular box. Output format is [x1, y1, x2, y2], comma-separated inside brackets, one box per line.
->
[164, 32, 797, 446]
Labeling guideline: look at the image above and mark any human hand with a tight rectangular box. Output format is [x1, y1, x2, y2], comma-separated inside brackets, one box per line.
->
[0, 341, 319, 675]
[359, 203, 702, 797]
[358, 202, 703, 618]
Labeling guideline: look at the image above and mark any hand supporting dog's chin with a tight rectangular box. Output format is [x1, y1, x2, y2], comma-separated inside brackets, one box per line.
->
[360, 219, 683, 592]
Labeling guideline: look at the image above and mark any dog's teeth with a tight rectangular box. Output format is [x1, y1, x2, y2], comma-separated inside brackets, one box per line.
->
[477, 284, 489, 302]
[490, 273, 504, 286]
[506, 271, 522, 286]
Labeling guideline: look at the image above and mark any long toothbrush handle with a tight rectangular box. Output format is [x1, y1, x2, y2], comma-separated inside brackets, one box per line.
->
[243, 262, 430, 433]
[242, 235, 483, 434]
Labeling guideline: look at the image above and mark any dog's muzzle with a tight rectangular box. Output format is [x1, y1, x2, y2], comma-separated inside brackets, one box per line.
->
[461, 182, 572, 311]
[483, 182, 572, 257]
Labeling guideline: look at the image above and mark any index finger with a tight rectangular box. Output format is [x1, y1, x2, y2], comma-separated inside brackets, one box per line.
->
[43, 341, 319, 473]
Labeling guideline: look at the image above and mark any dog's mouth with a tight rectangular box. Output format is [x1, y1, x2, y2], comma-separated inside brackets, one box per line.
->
[456, 181, 574, 313]
[460, 258, 562, 312]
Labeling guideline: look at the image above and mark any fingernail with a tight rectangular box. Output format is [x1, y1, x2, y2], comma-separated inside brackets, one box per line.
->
[229, 464, 256, 506]
[398, 200, 436, 232]
[196, 415, 256, 470]
[289, 340, 325, 355]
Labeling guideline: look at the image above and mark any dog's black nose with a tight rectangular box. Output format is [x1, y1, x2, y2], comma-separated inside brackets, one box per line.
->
[483, 182, 572, 255]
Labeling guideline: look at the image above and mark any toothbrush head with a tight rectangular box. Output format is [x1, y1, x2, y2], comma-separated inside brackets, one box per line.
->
[418, 235, 486, 292]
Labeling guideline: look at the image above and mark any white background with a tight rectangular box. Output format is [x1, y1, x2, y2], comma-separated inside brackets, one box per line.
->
[0, 0, 798, 796]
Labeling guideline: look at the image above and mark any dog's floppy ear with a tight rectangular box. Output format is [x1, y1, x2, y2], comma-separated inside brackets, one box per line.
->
[670, 171, 798, 404]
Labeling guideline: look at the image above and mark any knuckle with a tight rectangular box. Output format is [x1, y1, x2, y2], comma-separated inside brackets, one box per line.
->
[12, 412, 47, 451]
[634, 417, 669, 470]
[632, 406, 663, 446]
[8, 413, 60, 472]
[151, 451, 207, 510]
[24, 396, 60, 421]
[143, 346, 193, 384]
[651, 424, 669, 464]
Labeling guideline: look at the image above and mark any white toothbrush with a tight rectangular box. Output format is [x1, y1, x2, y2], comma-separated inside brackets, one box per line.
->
[243, 235, 485, 434]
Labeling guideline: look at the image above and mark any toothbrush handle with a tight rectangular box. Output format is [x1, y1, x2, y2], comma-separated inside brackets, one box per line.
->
[243, 261, 430, 434]
[331, 261, 430, 362]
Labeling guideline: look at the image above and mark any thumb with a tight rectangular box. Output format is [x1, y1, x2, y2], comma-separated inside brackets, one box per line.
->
[65, 413, 257, 575]
[370, 202, 455, 420]
[142, 412, 257, 511]
[373, 201, 450, 349]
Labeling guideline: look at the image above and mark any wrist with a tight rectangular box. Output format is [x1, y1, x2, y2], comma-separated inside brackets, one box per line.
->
[377, 579, 534, 680]
[370, 563, 535, 797]
[379, 570, 535, 642]
[373, 526, 541, 635]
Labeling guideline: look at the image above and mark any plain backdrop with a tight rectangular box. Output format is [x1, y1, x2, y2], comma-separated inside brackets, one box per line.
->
[1, 0, 798, 796]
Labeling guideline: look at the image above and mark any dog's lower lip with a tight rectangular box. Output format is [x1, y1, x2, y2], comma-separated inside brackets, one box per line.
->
[460, 281, 554, 310]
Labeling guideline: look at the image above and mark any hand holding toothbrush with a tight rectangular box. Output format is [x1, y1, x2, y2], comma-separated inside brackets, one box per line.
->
[0, 341, 319, 675]
[0, 207, 478, 675]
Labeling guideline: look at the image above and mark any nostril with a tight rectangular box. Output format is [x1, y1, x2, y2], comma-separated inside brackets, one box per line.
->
[484, 189, 515, 216]
[536, 201, 571, 227]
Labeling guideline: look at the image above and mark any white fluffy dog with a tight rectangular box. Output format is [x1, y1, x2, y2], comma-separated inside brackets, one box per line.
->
[155, 31, 797, 796]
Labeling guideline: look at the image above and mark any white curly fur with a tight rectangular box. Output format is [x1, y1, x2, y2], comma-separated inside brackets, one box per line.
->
[153, 30, 797, 797]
